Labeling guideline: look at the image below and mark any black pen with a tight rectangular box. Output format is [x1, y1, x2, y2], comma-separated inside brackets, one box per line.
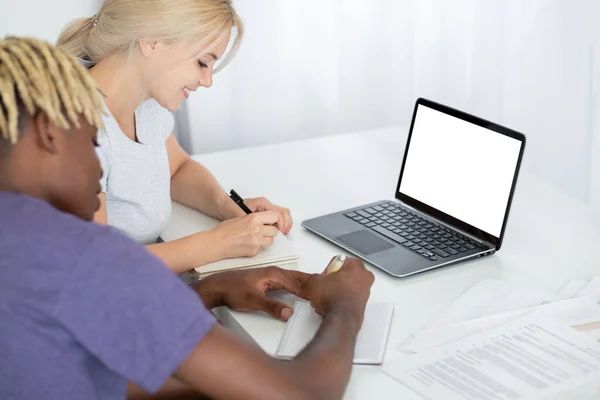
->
[229, 189, 253, 214]
[229, 189, 278, 228]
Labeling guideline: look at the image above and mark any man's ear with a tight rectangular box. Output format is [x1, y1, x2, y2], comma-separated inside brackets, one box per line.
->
[31, 113, 62, 154]
[139, 39, 160, 59]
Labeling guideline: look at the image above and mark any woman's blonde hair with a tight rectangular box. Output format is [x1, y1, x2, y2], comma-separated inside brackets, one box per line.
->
[0, 37, 103, 145]
[57, 0, 243, 73]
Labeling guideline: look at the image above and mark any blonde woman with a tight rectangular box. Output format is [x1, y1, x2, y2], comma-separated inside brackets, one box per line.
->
[57, 0, 293, 274]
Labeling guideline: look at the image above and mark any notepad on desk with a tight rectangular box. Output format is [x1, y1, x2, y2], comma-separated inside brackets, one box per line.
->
[276, 301, 394, 365]
[193, 231, 299, 277]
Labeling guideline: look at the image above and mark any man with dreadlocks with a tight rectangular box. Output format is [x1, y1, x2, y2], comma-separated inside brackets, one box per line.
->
[0, 37, 374, 400]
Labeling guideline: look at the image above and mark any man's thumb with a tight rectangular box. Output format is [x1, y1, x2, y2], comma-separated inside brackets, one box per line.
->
[259, 297, 293, 321]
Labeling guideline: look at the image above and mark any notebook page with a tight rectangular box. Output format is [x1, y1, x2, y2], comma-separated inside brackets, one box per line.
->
[194, 231, 299, 274]
[354, 302, 395, 364]
[276, 301, 394, 365]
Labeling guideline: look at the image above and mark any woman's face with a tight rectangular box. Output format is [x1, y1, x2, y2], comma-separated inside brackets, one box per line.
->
[144, 30, 232, 111]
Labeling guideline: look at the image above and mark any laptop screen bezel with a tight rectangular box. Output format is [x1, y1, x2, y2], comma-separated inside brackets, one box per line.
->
[394, 98, 526, 250]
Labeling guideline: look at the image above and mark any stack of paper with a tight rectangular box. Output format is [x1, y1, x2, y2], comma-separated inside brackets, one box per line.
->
[384, 314, 600, 400]
[382, 278, 600, 399]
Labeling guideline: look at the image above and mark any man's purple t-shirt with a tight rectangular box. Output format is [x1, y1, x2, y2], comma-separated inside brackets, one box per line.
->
[0, 192, 217, 399]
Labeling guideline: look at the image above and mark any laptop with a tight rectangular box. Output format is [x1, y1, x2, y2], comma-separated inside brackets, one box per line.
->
[301, 98, 526, 278]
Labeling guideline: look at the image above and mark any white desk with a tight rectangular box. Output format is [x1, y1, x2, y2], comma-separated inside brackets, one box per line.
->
[162, 127, 600, 399]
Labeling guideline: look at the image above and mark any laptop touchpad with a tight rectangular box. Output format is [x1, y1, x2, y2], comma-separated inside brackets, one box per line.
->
[336, 230, 394, 255]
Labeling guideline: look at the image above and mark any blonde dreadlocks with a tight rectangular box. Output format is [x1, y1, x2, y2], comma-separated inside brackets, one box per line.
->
[0, 36, 103, 146]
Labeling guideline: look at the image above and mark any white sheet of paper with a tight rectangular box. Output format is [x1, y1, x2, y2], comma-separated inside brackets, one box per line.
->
[383, 314, 600, 400]
[400, 279, 555, 353]
[401, 297, 600, 354]
[427, 279, 555, 328]
[556, 279, 590, 301]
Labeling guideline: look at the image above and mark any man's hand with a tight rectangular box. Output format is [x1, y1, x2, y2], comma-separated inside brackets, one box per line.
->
[176, 258, 374, 400]
[302, 257, 374, 319]
[193, 267, 311, 321]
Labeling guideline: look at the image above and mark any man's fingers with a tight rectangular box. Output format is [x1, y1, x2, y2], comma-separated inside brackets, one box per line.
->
[255, 296, 293, 321]
[282, 269, 312, 284]
[265, 268, 305, 298]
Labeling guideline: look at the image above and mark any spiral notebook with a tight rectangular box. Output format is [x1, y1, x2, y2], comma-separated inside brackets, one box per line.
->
[193, 231, 299, 277]
[276, 301, 394, 364]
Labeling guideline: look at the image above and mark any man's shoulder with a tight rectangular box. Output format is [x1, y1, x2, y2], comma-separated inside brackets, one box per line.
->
[0, 193, 144, 316]
[0, 192, 136, 267]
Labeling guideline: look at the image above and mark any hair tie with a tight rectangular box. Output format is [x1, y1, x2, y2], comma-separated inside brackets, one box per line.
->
[91, 15, 99, 27]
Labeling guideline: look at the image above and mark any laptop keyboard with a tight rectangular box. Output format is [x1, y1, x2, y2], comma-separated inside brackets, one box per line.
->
[344, 201, 486, 262]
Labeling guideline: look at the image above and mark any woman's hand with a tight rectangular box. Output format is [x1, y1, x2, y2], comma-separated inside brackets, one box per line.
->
[244, 197, 293, 234]
[209, 211, 280, 260]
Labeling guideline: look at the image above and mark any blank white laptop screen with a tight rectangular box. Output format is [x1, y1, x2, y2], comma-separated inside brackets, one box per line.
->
[399, 105, 522, 238]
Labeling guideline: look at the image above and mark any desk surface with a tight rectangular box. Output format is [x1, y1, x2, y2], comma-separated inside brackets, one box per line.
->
[162, 127, 600, 399]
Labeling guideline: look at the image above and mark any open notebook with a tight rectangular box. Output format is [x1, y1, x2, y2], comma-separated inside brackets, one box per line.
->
[160, 202, 299, 277]
[193, 231, 299, 277]
[276, 301, 394, 365]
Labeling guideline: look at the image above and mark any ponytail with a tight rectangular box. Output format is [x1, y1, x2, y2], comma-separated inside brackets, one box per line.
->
[56, 17, 96, 61]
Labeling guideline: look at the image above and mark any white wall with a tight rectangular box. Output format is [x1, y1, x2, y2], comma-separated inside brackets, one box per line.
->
[0, 0, 97, 42]
[180, 0, 600, 212]
[181, 0, 414, 154]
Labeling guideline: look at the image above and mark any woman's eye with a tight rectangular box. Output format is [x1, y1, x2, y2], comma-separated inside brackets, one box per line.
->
[198, 60, 208, 68]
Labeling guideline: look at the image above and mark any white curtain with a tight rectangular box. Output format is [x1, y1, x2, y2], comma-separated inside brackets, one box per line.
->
[174, 0, 598, 213]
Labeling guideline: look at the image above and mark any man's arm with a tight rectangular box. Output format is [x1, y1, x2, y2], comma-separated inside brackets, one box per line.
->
[125, 267, 318, 400]
[175, 259, 373, 400]
[175, 309, 361, 400]
[127, 263, 366, 400]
